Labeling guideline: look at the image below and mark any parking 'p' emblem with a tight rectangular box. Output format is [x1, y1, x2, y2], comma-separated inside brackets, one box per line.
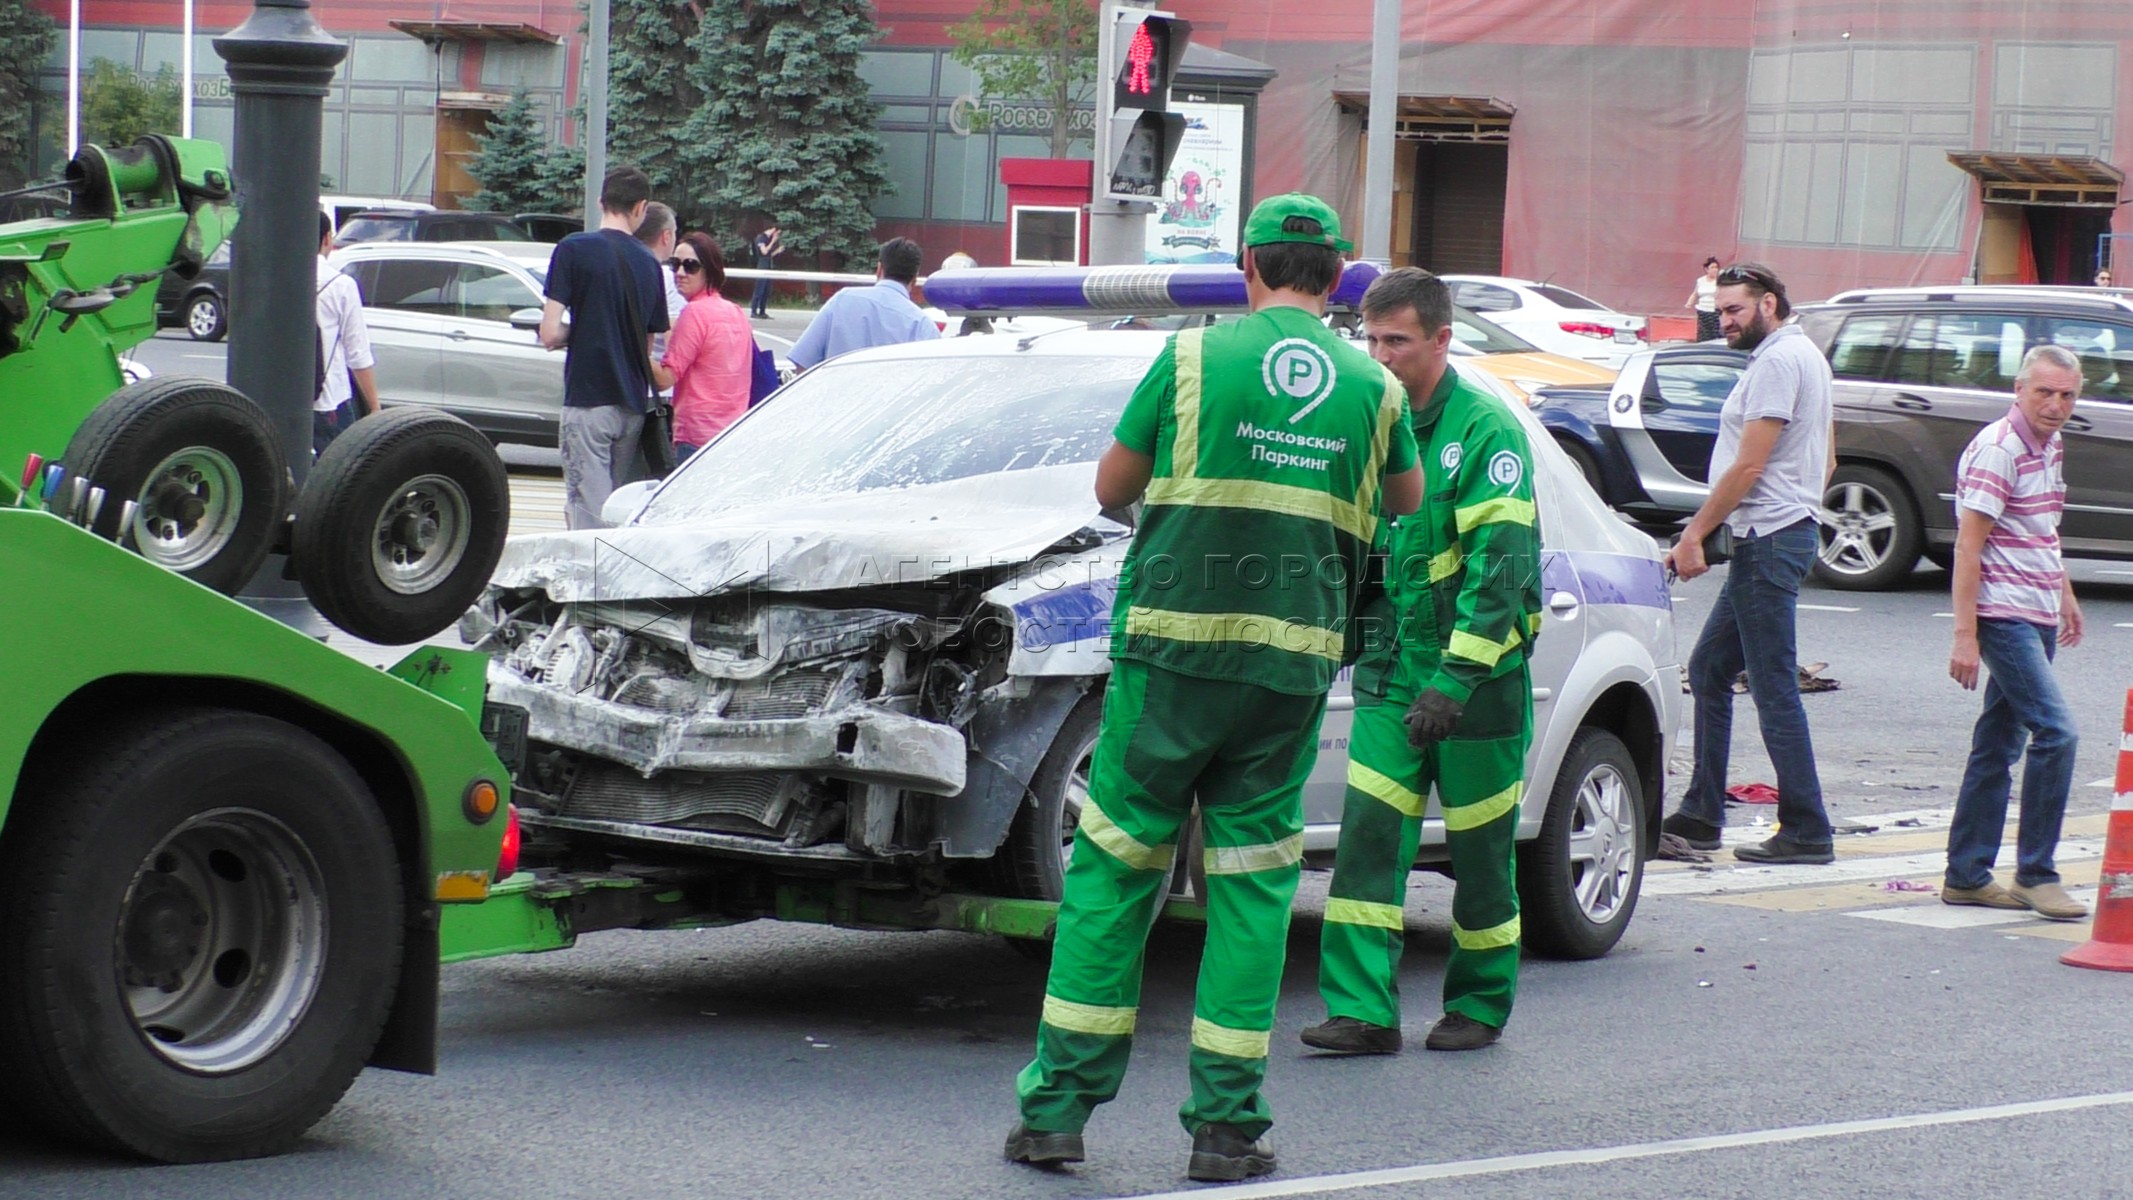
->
[1440, 442, 1463, 473]
[1262, 339, 1336, 423]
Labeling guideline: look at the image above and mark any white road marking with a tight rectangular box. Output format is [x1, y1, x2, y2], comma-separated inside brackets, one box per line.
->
[2091, 777, 2116, 788]
[1846, 886, 2097, 929]
[1642, 839, 2107, 896]
[1932, 612, 1955, 618]
[181, 354, 222, 360]
[1797, 604, 1860, 612]
[1124, 1092, 2133, 1200]
[2115, 623, 2133, 629]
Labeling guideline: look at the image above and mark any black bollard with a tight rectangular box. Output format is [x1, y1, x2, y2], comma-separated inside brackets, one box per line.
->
[216, 0, 345, 601]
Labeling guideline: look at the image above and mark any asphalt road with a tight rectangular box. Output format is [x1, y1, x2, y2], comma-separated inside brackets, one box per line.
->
[12, 333, 2132, 1198]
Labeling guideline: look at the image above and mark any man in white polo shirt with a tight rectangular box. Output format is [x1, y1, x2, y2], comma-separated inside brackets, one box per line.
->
[1943, 343, 2088, 921]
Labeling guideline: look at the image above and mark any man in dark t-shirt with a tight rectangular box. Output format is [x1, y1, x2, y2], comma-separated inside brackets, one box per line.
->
[541, 167, 670, 529]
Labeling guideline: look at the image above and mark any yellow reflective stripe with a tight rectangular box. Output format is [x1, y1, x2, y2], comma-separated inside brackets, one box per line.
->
[1452, 915, 1522, 951]
[1426, 545, 1464, 584]
[1044, 995, 1138, 1036]
[1526, 610, 1544, 637]
[1123, 607, 1342, 661]
[1077, 800, 1174, 872]
[1455, 495, 1537, 533]
[1173, 328, 1204, 479]
[1142, 476, 1371, 543]
[1349, 366, 1404, 539]
[1446, 626, 1521, 669]
[1442, 781, 1522, 832]
[1203, 833, 1305, 876]
[1347, 759, 1425, 817]
[1191, 1016, 1272, 1059]
[1325, 897, 1405, 930]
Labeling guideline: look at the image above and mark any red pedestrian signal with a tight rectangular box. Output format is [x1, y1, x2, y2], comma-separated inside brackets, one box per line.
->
[1102, 10, 1192, 202]
[1124, 24, 1156, 96]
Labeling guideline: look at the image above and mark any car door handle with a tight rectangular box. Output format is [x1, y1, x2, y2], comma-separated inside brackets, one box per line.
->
[1547, 590, 1580, 618]
[2063, 415, 2093, 433]
[1891, 393, 1932, 411]
[446, 329, 470, 341]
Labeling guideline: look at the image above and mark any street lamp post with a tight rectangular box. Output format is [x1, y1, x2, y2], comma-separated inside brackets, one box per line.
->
[215, 0, 344, 597]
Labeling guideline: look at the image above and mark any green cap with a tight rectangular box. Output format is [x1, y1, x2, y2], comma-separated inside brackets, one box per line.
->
[1240, 193, 1352, 254]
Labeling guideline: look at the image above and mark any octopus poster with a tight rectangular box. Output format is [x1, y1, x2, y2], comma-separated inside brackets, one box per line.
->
[1145, 100, 1246, 264]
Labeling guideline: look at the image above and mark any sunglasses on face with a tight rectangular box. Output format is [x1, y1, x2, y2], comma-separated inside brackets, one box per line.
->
[668, 257, 703, 275]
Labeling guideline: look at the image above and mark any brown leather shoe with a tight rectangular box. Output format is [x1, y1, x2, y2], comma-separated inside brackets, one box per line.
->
[2009, 881, 2090, 921]
[1941, 881, 2027, 910]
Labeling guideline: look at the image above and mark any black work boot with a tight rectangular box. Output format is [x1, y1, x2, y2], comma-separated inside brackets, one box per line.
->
[1299, 1015, 1402, 1055]
[1660, 811, 1722, 851]
[1004, 1122, 1084, 1167]
[1423, 1012, 1502, 1051]
[1187, 1122, 1277, 1182]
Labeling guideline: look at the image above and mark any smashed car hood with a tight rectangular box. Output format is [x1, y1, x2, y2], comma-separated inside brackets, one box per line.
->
[491, 464, 1105, 602]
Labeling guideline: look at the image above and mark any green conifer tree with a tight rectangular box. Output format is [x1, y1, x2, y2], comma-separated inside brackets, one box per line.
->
[681, 0, 890, 267]
[605, 0, 707, 215]
[0, 0, 57, 185]
[466, 91, 581, 214]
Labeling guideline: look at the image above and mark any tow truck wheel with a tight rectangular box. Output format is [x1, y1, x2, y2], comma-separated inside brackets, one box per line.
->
[0, 707, 403, 1163]
[1517, 727, 1644, 960]
[60, 377, 289, 595]
[294, 408, 509, 645]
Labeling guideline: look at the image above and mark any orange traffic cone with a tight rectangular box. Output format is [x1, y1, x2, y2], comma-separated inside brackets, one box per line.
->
[2063, 689, 2133, 972]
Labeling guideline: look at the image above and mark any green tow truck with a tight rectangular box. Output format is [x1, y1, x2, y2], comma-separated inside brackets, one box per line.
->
[0, 137, 519, 1163]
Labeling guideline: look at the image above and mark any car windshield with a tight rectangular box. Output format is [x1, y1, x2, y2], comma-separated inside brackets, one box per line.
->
[1533, 284, 1608, 311]
[336, 216, 414, 243]
[641, 353, 1148, 520]
[1451, 305, 1538, 353]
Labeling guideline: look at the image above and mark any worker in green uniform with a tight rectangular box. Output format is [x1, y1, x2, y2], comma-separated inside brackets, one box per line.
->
[1302, 267, 1542, 1056]
[1005, 195, 1423, 1183]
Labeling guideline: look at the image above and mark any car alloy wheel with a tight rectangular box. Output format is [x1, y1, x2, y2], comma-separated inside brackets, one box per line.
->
[1813, 463, 1921, 590]
[1566, 761, 1638, 926]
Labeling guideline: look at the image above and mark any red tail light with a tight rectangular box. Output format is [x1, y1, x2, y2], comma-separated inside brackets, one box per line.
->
[1559, 321, 1619, 339]
[493, 805, 522, 881]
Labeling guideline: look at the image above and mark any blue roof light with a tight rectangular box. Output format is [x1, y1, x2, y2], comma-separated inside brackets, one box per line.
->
[926, 261, 1382, 315]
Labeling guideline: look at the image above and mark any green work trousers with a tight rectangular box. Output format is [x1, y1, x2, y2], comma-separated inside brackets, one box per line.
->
[1015, 658, 1326, 1140]
[1317, 665, 1530, 1030]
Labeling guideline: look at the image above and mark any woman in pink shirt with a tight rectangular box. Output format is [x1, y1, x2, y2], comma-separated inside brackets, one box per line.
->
[656, 232, 754, 460]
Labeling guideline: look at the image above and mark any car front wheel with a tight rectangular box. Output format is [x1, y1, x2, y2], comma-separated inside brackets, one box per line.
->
[1814, 463, 1921, 590]
[1517, 727, 1644, 960]
[185, 292, 226, 342]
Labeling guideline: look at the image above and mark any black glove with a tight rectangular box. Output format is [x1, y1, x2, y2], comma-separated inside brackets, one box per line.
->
[1404, 689, 1464, 747]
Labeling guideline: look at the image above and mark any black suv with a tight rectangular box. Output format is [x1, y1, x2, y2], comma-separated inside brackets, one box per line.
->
[1796, 286, 2133, 589]
[331, 210, 533, 248]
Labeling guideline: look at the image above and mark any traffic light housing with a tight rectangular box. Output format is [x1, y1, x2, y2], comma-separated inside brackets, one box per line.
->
[1100, 9, 1192, 202]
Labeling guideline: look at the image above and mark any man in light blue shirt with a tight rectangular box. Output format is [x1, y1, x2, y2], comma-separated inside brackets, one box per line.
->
[788, 237, 940, 369]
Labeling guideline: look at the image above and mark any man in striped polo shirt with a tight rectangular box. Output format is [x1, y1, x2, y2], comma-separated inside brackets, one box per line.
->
[1944, 343, 2089, 921]
[1006, 195, 1421, 1183]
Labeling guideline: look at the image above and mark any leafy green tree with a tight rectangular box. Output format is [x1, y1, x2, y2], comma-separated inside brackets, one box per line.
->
[949, 0, 1096, 159]
[467, 90, 581, 214]
[680, 0, 889, 267]
[81, 59, 182, 150]
[0, 0, 56, 185]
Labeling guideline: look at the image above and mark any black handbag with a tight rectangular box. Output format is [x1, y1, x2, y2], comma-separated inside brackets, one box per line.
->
[607, 235, 676, 479]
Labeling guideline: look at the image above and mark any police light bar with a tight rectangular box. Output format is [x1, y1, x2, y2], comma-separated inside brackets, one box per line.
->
[925, 261, 1382, 316]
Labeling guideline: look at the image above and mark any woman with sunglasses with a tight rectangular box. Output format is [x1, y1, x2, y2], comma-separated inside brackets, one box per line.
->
[658, 232, 755, 461]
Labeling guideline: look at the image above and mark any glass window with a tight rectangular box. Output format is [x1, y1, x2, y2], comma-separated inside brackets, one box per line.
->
[1449, 306, 1537, 353]
[79, 31, 142, 69]
[871, 129, 929, 220]
[858, 50, 936, 98]
[455, 264, 540, 321]
[367, 259, 456, 313]
[336, 215, 418, 243]
[1888, 313, 2023, 392]
[1532, 284, 1606, 311]
[643, 354, 1150, 520]
[929, 132, 992, 223]
[343, 111, 401, 195]
[1651, 361, 1743, 411]
[1010, 207, 1079, 265]
[1453, 282, 1518, 313]
[1825, 313, 1902, 379]
[352, 37, 436, 83]
[2044, 317, 2133, 402]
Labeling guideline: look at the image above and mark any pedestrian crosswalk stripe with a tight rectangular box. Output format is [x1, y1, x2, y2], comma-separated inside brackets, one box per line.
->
[1646, 838, 2107, 897]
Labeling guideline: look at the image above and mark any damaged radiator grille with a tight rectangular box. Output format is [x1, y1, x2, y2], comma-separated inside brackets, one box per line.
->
[725, 667, 845, 720]
[563, 765, 791, 836]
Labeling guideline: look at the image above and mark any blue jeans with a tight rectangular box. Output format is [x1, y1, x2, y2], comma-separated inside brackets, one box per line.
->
[1945, 617, 2076, 890]
[1678, 520, 1831, 843]
[750, 273, 773, 314]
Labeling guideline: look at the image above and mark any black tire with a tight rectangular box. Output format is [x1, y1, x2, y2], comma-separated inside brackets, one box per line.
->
[1813, 463, 1922, 591]
[1556, 438, 1605, 499]
[0, 708, 403, 1163]
[294, 407, 510, 644]
[60, 377, 290, 595]
[184, 291, 226, 342]
[1922, 544, 1955, 572]
[1517, 727, 1644, 960]
[989, 696, 1102, 904]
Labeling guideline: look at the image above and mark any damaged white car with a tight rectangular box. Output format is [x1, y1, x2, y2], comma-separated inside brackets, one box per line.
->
[470, 319, 1681, 959]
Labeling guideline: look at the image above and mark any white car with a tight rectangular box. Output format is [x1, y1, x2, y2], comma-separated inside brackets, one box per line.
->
[1441, 274, 1648, 369]
[328, 241, 794, 445]
[472, 273, 1682, 959]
